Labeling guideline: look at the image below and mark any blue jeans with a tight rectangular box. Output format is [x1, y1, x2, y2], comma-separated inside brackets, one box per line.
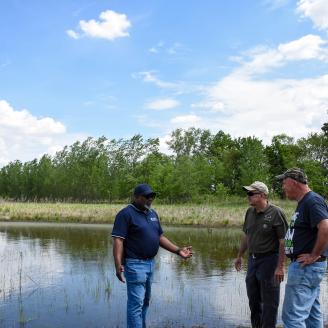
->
[124, 258, 155, 328]
[282, 260, 327, 328]
[246, 253, 280, 328]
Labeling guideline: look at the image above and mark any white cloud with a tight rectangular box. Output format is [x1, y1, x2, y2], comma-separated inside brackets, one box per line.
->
[0, 60, 11, 70]
[204, 74, 328, 142]
[167, 42, 183, 55]
[67, 10, 131, 41]
[135, 114, 163, 129]
[148, 41, 183, 55]
[170, 114, 202, 127]
[148, 41, 164, 54]
[0, 100, 83, 166]
[158, 35, 328, 143]
[238, 34, 328, 75]
[278, 34, 328, 60]
[0, 101, 65, 135]
[133, 71, 206, 97]
[146, 98, 180, 110]
[297, 0, 328, 31]
[66, 29, 79, 39]
[158, 134, 173, 155]
[133, 71, 178, 89]
[149, 47, 158, 54]
[262, 0, 291, 10]
[191, 101, 225, 112]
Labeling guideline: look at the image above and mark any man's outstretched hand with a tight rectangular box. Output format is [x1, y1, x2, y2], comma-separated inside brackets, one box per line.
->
[179, 246, 193, 258]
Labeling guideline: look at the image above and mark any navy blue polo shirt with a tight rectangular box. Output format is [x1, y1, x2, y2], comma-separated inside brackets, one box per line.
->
[111, 204, 163, 259]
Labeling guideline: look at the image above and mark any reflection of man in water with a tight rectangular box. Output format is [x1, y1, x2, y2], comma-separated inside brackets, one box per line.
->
[112, 183, 192, 328]
[234, 181, 287, 328]
[276, 168, 328, 328]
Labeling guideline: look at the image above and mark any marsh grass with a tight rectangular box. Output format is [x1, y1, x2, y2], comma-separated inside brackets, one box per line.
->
[0, 199, 296, 227]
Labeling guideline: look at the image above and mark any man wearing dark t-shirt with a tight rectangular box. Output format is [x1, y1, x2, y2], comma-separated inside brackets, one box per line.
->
[112, 183, 192, 328]
[235, 181, 288, 328]
[276, 168, 328, 328]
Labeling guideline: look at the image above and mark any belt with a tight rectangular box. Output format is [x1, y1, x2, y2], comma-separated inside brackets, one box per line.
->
[250, 251, 278, 259]
[290, 255, 327, 262]
[125, 257, 154, 261]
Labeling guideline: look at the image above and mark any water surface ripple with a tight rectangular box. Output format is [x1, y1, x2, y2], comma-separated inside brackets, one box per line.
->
[0, 222, 327, 328]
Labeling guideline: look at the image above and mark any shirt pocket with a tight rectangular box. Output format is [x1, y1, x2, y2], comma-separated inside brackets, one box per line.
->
[261, 220, 273, 233]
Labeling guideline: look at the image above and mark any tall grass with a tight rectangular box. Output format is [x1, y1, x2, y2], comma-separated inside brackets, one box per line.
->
[0, 199, 296, 227]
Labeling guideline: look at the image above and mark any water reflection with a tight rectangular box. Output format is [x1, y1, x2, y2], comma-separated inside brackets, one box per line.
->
[0, 222, 326, 328]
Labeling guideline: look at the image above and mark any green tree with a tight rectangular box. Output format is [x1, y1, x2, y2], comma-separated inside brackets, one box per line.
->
[235, 137, 269, 193]
[167, 128, 212, 156]
[208, 131, 239, 193]
[0, 160, 24, 199]
[265, 134, 302, 194]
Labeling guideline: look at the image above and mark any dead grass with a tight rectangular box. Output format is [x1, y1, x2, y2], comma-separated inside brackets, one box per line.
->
[0, 199, 296, 227]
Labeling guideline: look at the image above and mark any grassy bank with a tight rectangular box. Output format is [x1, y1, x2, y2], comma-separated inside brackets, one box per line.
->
[0, 199, 296, 227]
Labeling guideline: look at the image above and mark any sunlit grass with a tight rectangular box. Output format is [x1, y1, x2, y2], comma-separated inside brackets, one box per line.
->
[0, 199, 296, 227]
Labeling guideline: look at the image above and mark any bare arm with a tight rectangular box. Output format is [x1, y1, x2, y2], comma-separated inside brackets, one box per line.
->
[234, 234, 248, 271]
[311, 219, 328, 256]
[112, 237, 125, 283]
[274, 239, 285, 282]
[298, 219, 328, 266]
[159, 235, 192, 259]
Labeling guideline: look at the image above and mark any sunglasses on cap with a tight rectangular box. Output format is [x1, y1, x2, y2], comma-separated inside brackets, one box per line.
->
[143, 193, 156, 199]
[246, 191, 260, 197]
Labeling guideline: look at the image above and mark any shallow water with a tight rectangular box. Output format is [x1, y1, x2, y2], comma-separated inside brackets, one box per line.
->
[0, 222, 327, 327]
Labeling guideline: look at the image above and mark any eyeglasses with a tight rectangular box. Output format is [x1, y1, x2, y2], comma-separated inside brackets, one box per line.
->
[246, 191, 260, 197]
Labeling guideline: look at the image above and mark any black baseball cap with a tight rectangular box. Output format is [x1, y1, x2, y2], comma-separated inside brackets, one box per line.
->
[133, 183, 156, 197]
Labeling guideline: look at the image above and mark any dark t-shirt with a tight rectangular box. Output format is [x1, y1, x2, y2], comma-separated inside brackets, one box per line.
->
[243, 203, 288, 254]
[285, 191, 328, 257]
[111, 204, 163, 259]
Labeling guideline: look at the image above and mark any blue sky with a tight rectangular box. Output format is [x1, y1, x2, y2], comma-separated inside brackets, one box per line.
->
[0, 0, 327, 165]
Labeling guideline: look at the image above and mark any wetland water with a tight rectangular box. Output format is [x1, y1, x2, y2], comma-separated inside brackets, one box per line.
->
[0, 222, 327, 328]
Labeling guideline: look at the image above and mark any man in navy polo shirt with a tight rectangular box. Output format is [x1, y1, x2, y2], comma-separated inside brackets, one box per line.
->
[112, 183, 192, 328]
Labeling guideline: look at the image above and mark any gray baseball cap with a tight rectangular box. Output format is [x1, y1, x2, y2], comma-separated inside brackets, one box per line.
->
[275, 168, 308, 184]
[243, 181, 269, 195]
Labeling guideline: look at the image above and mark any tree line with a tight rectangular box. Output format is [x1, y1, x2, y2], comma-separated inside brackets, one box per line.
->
[0, 123, 327, 202]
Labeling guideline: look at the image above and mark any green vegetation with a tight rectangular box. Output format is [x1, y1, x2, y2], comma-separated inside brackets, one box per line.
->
[0, 123, 327, 202]
[0, 199, 296, 226]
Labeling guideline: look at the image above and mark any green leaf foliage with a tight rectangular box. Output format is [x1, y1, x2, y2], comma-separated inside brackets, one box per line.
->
[0, 124, 327, 201]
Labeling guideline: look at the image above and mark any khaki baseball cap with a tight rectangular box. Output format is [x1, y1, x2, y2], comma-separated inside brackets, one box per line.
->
[275, 168, 308, 184]
[243, 181, 269, 195]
